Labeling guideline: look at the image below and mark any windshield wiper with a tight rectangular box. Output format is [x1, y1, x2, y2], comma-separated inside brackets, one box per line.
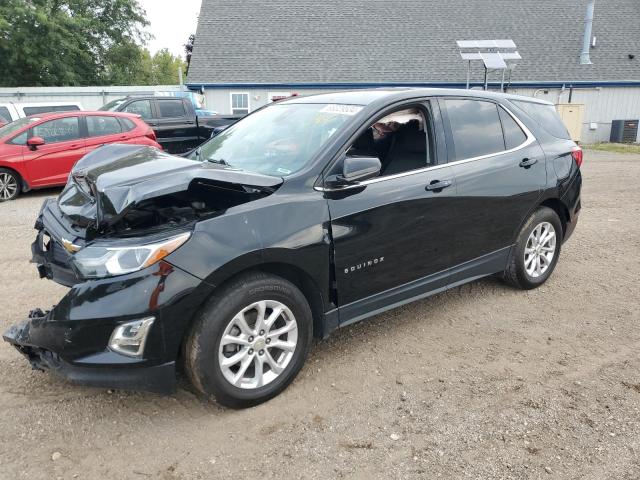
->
[208, 158, 230, 166]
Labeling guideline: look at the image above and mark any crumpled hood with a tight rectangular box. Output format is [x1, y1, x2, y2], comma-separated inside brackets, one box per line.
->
[57, 144, 283, 228]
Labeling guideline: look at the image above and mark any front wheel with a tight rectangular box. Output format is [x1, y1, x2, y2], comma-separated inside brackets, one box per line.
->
[503, 206, 563, 290]
[184, 272, 312, 408]
[0, 168, 21, 202]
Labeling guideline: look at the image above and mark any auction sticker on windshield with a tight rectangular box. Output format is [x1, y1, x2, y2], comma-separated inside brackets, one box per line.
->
[319, 104, 363, 115]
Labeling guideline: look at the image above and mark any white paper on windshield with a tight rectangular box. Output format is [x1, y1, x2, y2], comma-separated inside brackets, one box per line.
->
[319, 104, 363, 115]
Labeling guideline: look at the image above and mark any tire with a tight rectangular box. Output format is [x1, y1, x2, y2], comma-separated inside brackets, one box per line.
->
[0, 168, 21, 202]
[503, 206, 563, 290]
[184, 271, 313, 408]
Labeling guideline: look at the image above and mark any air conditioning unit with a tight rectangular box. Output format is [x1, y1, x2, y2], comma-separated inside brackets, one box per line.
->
[610, 120, 639, 143]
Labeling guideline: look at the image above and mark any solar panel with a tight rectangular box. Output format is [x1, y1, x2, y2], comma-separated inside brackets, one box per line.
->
[480, 52, 507, 69]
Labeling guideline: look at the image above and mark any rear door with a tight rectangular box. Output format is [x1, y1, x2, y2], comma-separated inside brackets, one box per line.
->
[24, 116, 86, 186]
[439, 97, 546, 280]
[154, 98, 199, 153]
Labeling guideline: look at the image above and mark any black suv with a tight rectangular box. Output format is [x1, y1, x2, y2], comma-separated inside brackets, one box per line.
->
[4, 89, 582, 408]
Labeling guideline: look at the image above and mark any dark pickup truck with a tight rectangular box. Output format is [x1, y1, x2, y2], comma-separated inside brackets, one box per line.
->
[99, 96, 242, 154]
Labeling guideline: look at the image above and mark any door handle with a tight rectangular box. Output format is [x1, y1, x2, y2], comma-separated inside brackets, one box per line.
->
[425, 179, 452, 192]
[519, 158, 538, 169]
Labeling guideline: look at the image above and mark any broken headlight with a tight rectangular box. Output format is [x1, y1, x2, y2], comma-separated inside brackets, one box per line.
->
[72, 232, 191, 279]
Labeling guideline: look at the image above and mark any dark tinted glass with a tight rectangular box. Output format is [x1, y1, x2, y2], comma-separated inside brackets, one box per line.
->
[499, 107, 527, 149]
[445, 99, 504, 160]
[0, 107, 11, 123]
[511, 100, 570, 139]
[23, 105, 79, 115]
[123, 100, 152, 119]
[158, 99, 186, 118]
[87, 115, 122, 137]
[32, 117, 80, 143]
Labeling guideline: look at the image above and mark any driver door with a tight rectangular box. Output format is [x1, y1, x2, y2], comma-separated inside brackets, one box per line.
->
[325, 102, 456, 323]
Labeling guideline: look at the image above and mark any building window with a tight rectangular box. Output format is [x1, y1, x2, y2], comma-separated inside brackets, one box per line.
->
[230, 93, 250, 115]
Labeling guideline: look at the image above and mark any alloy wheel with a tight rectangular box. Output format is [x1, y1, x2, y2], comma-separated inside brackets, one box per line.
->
[218, 300, 298, 389]
[524, 221, 557, 278]
[0, 172, 18, 201]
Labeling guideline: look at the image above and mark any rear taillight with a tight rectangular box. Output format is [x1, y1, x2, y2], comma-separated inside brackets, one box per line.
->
[571, 146, 583, 168]
[145, 128, 157, 141]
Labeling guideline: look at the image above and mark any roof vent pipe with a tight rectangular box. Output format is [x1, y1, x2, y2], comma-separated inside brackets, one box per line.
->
[580, 0, 595, 65]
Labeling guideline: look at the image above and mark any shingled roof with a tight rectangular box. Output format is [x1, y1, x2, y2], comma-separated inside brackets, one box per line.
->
[187, 0, 640, 86]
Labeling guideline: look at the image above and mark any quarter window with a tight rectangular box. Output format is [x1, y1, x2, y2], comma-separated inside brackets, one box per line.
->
[499, 107, 527, 149]
[123, 100, 153, 119]
[158, 99, 186, 118]
[87, 115, 122, 137]
[231, 93, 250, 115]
[32, 117, 80, 143]
[444, 99, 505, 161]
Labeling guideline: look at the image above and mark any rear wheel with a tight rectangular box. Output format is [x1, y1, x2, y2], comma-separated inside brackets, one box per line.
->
[184, 272, 312, 408]
[503, 206, 563, 289]
[0, 168, 21, 202]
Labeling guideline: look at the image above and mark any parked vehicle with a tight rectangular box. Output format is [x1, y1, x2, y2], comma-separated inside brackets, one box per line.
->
[99, 96, 242, 154]
[0, 111, 161, 201]
[3, 89, 582, 407]
[0, 102, 83, 124]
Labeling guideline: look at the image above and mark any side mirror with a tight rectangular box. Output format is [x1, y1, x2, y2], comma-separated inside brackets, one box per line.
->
[326, 156, 381, 188]
[27, 136, 45, 150]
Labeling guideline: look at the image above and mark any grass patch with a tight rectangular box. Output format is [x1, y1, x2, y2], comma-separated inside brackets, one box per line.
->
[586, 143, 640, 154]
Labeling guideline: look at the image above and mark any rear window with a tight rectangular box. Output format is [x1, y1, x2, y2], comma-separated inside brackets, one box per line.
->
[158, 99, 186, 118]
[444, 99, 505, 161]
[511, 100, 570, 139]
[23, 105, 80, 116]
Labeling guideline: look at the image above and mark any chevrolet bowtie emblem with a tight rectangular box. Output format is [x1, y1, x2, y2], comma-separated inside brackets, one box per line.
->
[61, 237, 81, 253]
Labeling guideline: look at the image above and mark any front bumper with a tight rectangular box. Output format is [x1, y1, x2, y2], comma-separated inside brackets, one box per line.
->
[4, 314, 176, 393]
[3, 260, 212, 394]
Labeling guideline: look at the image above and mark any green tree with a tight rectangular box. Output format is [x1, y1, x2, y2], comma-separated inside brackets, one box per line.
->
[0, 0, 149, 86]
[150, 49, 186, 85]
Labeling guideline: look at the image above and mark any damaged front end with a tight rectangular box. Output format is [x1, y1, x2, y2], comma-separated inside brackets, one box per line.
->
[4, 144, 283, 393]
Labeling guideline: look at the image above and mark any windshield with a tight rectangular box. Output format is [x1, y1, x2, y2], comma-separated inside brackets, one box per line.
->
[99, 98, 127, 111]
[189, 103, 361, 176]
[0, 116, 41, 139]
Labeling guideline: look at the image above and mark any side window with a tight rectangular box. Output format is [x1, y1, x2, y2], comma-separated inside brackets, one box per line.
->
[158, 99, 186, 118]
[10, 131, 28, 145]
[0, 107, 11, 123]
[119, 117, 136, 132]
[123, 100, 153, 120]
[230, 93, 250, 115]
[511, 100, 570, 139]
[346, 106, 433, 177]
[87, 115, 122, 137]
[32, 117, 80, 143]
[499, 107, 527, 149]
[444, 99, 504, 161]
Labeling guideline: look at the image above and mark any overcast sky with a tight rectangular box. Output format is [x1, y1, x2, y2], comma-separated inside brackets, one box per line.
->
[137, 0, 202, 59]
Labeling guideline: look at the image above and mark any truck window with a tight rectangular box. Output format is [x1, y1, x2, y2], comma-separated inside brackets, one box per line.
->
[158, 99, 187, 118]
[123, 100, 153, 120]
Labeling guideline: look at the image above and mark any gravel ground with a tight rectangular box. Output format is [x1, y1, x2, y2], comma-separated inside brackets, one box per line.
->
[0, 150, 639, 479]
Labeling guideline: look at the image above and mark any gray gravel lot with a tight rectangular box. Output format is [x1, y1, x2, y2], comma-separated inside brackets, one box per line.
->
[0, 150, 639, 479]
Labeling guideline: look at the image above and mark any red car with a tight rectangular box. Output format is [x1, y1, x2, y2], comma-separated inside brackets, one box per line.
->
[0, 111, 161, 201]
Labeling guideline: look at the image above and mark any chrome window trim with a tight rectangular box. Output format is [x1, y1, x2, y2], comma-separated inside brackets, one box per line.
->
[315, 103, 535, 193]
